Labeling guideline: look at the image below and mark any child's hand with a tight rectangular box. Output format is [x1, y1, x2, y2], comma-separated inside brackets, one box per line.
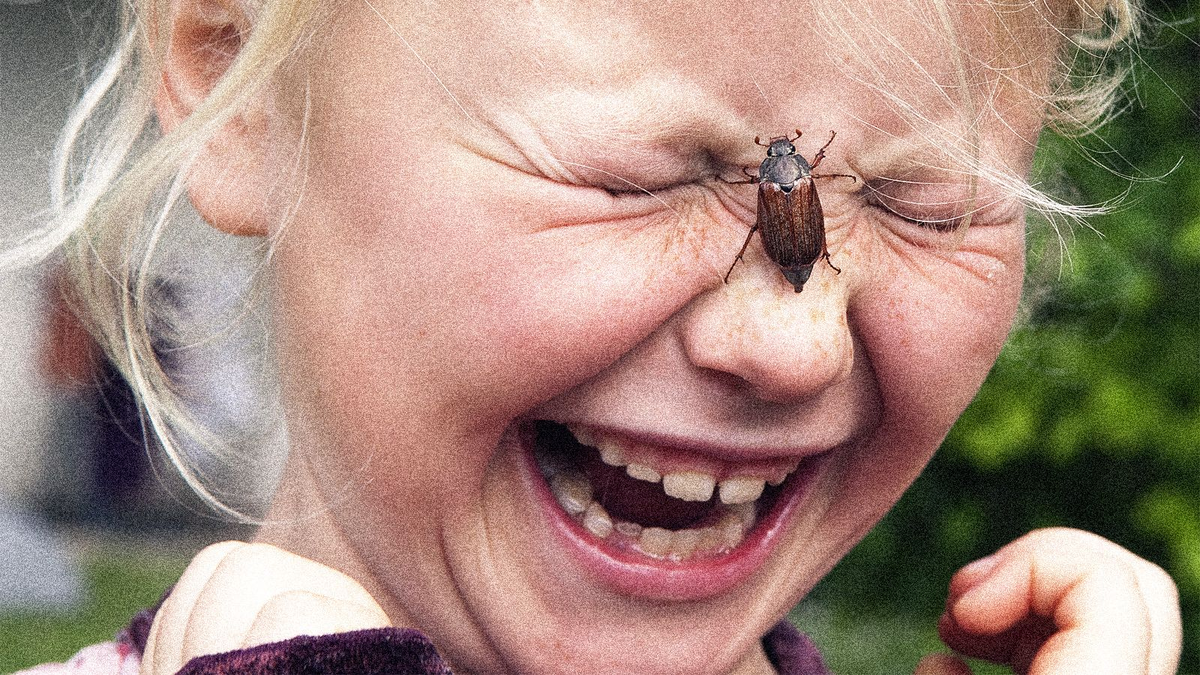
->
[140, 541, 391, 675]
[914, 528, 1180, 675]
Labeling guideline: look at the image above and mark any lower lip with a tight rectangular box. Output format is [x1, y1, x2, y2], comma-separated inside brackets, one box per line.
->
[515, 426, 828, 602]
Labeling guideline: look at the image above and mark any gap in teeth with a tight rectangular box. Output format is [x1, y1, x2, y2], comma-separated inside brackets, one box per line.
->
[571, 424, 800, 506]
[548, 465, 758, 561]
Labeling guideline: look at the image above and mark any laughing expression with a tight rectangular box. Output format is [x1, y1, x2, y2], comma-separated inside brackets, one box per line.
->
[250, 1, 1057, 672]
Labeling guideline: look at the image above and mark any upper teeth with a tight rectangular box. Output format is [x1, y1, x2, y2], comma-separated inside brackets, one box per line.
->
[598, 441, 625, 467]
[718, 476, 766, 504]
[662, 471, 716, 502]
[571, 424, 794, 506]
[625, 463, 661, 482]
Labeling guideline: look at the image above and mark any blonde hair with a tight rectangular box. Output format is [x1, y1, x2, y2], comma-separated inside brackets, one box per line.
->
[3, 0, 321, 519]
[814, 0, 1141, 245]
[1, 0, 1142, 518]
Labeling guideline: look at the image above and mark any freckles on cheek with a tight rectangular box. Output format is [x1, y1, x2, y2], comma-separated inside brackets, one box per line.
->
[294, 167, 707, 430]
[854, 264, 1021, 441]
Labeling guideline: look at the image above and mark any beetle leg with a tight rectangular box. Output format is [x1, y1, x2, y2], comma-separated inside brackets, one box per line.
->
[812, 172, 857, 183]
[808, 130, 838, 170]
[723, 225, 761, 283]
[822, 246, 841, 275]
[716, 167, 759, 184]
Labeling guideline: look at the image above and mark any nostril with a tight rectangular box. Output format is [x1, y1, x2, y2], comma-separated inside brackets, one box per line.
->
[695, 365, 756, 394]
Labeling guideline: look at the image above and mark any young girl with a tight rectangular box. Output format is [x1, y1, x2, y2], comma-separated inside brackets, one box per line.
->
[16, 0, 1182, 673]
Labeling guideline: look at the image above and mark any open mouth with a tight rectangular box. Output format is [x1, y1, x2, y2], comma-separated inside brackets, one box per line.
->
[530, 420, 804, 563]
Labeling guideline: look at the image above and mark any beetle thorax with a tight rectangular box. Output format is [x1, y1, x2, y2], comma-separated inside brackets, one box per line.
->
[758, 152, 811, 191]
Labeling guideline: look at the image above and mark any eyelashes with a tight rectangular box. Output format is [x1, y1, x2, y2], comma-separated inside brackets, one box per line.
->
[865, 191, 966, 233]
[861, 179, 1007, 234]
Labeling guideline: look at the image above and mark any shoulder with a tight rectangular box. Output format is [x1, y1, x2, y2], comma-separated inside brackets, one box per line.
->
[15, 641, 141, 675]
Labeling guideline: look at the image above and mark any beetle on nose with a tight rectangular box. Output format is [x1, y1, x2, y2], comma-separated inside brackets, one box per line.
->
[723, 130, 856, 293]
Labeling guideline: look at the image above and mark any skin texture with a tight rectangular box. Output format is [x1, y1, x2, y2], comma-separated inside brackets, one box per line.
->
[143, 1, 1181, 674]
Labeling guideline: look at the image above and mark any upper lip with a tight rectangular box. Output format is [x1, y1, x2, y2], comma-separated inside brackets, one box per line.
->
[543, 419, 840, 464]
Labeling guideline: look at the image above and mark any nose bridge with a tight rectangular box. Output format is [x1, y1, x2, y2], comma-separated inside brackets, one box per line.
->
[677, 275, 853, 404]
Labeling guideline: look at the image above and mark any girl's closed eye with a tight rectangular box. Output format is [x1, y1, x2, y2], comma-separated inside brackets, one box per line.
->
[560, 157, 713, 200]
[597, 179, 691, 199]
[863, 176, 1023, 239]
[581, 170, 694, 200]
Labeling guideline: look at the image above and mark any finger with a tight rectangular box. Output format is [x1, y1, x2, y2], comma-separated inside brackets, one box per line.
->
[242, 589, 391, 647]
[180, 543, 386, 661]
[145, 541, 247, 675]
[949, 529, 1152, 675]
[1037, 532, 1180, 675]
[1026, 562, 1150, 675]
[946, 554, 1001, 601]
[939, 607, 1056, 668]
[1126, 556, 1182, 675]
[914, 653, 973, 675]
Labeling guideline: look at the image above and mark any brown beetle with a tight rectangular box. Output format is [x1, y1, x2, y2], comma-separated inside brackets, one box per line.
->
[724, 130, 855, 292]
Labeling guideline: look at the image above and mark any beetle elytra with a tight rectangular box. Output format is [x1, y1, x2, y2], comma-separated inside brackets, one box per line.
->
[723, 130, 855, 293]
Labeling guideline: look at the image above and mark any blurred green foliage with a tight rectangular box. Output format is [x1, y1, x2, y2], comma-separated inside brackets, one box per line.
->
[805, 2, 1200, 671]
[0, 551, 187, 672]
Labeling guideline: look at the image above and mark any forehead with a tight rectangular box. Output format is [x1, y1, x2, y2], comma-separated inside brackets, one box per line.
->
[383, 1, 1060, 94]
[321, 0, 1063, 175]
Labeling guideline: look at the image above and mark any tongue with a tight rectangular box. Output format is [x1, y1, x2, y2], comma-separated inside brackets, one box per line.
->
[578, 451, 714, 530]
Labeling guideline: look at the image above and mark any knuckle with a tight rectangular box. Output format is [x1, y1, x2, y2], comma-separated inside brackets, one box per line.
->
[1137, 562, 1180, 605]
[259, 588, 329, 614]
[1015, 527, 1108, 554]
[191, 540, 248, 570]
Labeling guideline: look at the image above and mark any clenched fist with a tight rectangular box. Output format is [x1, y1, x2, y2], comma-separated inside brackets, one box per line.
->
[140, 542, 392, 675]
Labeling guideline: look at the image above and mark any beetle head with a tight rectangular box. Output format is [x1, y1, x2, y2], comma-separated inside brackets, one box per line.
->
[766, 138, 796, 158]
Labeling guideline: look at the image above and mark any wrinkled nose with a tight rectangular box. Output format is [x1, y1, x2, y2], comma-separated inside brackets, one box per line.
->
[676, 272, 853, 404]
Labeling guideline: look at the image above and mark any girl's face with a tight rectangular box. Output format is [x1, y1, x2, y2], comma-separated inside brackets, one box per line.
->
[253, 1, 1053, 672]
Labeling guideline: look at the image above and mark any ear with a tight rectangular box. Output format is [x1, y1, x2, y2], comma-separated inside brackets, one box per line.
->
[154, 0, 274, 236]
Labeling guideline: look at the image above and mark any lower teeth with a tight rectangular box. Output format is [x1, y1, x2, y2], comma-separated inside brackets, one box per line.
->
[548, 466, 757, 561]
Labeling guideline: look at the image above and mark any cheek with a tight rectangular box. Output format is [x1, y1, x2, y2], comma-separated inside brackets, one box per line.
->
[832, 226, 1025, 511]
[860, 272, 1020, 428]
[270, 132, 725, 486]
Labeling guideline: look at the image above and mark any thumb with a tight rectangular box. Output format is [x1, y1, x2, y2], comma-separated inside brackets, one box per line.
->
[242, 589, 391, 647]
[915, 653, 973, 675]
